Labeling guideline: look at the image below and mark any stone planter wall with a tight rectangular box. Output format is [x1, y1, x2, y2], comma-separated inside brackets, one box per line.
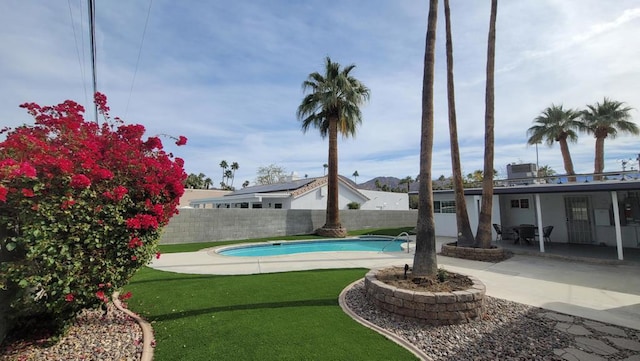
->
[364, 270, 485, 326]
[441, 242, 511, 262]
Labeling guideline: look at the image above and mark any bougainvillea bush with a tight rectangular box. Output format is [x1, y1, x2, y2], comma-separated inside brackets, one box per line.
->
[0, 93, 186, 333]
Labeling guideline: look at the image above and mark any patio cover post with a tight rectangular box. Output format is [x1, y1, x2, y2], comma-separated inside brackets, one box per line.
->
[611, 191, 624, 261]
[535, 193, 545, 253]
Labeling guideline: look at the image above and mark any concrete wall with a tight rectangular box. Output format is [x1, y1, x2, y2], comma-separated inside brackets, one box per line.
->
[159, 208, 418, 244]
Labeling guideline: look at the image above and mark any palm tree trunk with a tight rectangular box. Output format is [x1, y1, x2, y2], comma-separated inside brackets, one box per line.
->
[413, 0, 439, 277]
[475, 0, 497, 248]
[593, 136, 605, 181]
[318, 116, 346, 237]
[559, 138, 577, 182]
[444, 0, 474, 247]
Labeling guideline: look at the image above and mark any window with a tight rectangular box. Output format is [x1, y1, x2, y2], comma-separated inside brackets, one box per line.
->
[274, 203, 283, 209]
[434, 200, 455, 213]
[510, 198, 530, 209]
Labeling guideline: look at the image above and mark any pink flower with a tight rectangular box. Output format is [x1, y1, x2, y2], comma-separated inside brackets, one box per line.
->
[95, 290, 108, 302]
[120, 291, 132, 300]
[65, 293, 74, 302]
[70, 174, 91, 189]
[0, 186, 7, 202]
[128, 237, 143, 249]
[21, 188, 34, 197]
[131, 255, 137, 261]
[175, 135, 187, 146]
[155, 252, 161, 259]
[61, 199, 76, 209]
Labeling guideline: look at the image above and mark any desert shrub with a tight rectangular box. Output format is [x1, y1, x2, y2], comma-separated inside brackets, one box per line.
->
[347, 202, 360, 210]
[0, 93, 187, 333]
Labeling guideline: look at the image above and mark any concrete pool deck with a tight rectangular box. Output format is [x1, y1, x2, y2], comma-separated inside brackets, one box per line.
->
[151, 237, 640, 331]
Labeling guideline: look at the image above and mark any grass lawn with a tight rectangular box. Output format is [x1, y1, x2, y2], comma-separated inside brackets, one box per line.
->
[125, 267, 418, 361]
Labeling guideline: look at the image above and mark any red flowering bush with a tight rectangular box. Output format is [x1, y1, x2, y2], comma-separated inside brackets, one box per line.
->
[0, 93, 186, 332]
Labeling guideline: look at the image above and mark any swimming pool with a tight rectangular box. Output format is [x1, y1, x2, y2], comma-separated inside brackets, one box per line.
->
[217, 236, 408, 257]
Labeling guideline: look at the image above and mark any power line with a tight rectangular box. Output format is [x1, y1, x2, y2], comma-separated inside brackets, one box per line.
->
[67, 0, 89, 108]
[125, 0, 154, 118]
[88, 0, 98, 123]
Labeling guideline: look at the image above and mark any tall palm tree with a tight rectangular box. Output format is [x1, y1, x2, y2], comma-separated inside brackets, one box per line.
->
[444, 0, 474, 247]
[203, 177, 212, 189]
[527, 104, 582, 182]
[219, 160, 228, 185]
[581, 98, 638, 180]
[399, 176, 413, 193]
[475, 0, 498, 248]
[230, 162, 239, 186]
[297, 57, 370, 238]
[413, 0, 439, 277]
[323, 163, 328, 176]
[352, 170, 359, 183]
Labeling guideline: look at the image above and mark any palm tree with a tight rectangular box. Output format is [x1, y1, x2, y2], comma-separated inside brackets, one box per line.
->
[203, 177, 212, 189]
[219, 160, 229, 185]
[475, 0, 498, 248]
[581, 98, 638, 180]
[297, 57, 370, 238]
[323, 163, 328, 176]
[230, 162, 239, 186]
[352, 170, 359, 184]
[527, 104, 582, 182]
[399, 176, 413, 193]
[444, 0, 474, 247]
[242, 180, 250, 188]
[413, 0, 439, 277]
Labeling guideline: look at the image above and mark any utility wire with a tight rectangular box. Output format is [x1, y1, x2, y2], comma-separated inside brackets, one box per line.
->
[88, 0, 98, 123]
[67, 0, 89, 109]
[125, 0, 154, 119]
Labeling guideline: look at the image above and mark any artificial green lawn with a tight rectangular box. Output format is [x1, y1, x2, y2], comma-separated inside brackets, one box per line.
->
[125, 267, 418, 361]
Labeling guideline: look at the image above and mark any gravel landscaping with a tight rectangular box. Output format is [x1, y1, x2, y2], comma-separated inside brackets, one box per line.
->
[0, 303, 143, 361]
[344, 280, 640, 361]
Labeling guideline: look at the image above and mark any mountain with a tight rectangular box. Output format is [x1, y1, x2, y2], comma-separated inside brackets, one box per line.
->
[356, 176, 418, 192]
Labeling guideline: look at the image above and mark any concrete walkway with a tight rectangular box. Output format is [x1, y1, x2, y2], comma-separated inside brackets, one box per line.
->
[151, 237, 640, 331]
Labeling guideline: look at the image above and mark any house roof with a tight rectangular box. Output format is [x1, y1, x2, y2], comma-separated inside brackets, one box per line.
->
[228, 178, 316, 196]
[415, 179, 640, 196]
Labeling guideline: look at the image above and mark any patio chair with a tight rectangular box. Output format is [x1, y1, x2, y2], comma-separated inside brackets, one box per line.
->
[542, 226, 554, 243]
[518, 225, 536, 245]
[492, 224, 503, 241]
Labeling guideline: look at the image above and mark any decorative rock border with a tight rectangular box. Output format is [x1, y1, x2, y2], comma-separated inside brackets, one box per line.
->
[112, 292, 154, 361]
[364, 269, 485, 326]
[440, 242, 511, 262]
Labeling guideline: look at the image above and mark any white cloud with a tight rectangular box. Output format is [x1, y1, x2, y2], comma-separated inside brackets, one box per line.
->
[1, 0, 639, 186]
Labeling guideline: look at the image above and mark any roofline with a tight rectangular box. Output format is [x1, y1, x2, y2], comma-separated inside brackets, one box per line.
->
[409, 179, 640, 196]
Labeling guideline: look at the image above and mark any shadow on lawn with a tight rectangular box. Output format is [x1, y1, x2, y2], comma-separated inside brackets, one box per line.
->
[150, 298, 337, 322]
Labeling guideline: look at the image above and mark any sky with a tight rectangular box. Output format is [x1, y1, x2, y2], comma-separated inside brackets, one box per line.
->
[1, 1, 639, 187]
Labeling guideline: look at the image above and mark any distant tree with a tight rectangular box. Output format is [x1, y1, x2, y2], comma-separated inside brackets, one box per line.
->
[581, 98, 638, 180]
[352, 170, 359, 183]
[537, 165, 556, 183]
[256, 164, 288, 185]
[399, 176, 413, 193]
[242, 180, 250, 188]
[230, 162, 239, 186]
[220, 160, 229, 185]
[185, 173, 206, 189]
[323, 163, 328, 176]
[203, 177, 212, 189]
[374, 179, 382, 190]
[527, 104, 582, 183]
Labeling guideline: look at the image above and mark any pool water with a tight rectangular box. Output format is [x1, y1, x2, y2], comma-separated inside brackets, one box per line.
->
[217, 237, 405, 257]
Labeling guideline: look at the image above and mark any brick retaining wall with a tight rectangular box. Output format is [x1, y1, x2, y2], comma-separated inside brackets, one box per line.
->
[364, 270, 486, 326]
[440, 242, 511, 262]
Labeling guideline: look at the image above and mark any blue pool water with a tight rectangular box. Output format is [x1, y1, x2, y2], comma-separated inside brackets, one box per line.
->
[218, 237, 405, 257]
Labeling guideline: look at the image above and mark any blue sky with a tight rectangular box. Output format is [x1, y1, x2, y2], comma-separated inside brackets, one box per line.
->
[1, 1, 639, 187]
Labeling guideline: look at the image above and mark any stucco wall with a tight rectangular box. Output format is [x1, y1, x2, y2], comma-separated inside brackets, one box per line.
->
[159, 208, 418, 244]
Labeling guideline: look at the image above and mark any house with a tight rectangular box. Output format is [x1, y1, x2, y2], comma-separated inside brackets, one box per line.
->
[179, 188, 232, 208]
[424, 177, 640, 260]
[188, 176, 409, 210]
